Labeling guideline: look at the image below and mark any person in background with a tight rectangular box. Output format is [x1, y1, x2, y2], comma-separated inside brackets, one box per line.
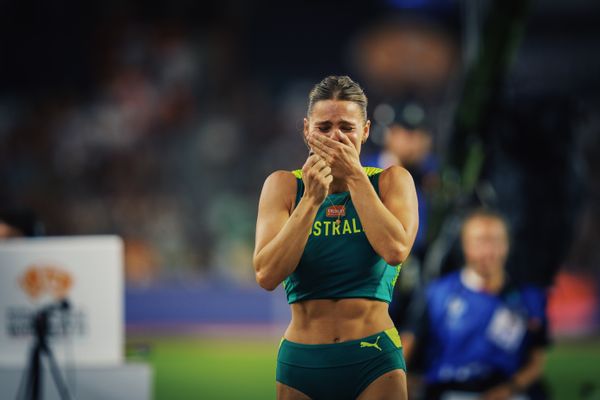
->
[374, 101, 438, 261]
[0, 209, 42, 239]
[371, 101, 440, 333]
[401, 209, 549, 400]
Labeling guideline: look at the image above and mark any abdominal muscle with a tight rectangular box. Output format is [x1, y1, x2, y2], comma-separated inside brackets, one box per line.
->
[284, 298, 394, 344]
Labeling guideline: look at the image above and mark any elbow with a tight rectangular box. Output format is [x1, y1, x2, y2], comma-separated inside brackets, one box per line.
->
[383, 245, 409, 266]
[256, 273, 278, 291]
[254, 264, 278, 291]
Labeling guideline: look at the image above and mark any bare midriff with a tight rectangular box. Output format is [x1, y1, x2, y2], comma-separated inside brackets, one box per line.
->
[284, 298, 394, 344]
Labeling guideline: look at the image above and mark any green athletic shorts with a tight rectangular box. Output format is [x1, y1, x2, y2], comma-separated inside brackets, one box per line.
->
[276, 327, 406, 399]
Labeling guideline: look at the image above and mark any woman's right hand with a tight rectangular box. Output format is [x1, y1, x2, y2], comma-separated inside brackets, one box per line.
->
[302, 154, 332, 205]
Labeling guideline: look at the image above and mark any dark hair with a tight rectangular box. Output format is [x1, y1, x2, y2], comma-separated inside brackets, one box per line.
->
[460, 208, 510, 239]
[307, 76, 368, 121]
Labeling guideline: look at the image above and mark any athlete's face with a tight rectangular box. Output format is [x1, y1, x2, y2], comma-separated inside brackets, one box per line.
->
[303, 100, 370, 154]
[462, 216, 509, 280]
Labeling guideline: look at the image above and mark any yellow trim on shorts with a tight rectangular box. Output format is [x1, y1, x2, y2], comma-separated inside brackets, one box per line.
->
[384, 327, 402, 348]
[279, 328, 401, 351]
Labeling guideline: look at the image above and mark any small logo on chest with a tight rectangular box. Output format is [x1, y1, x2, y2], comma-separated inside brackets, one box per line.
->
[326, 205, 346, 218]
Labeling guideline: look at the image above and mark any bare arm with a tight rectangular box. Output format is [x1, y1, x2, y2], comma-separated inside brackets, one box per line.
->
[253, 156, 332, 290]
[309, 131, 419, 265]
[482, 348, 546, 400]
[347, 165, 419, 265]
[510, 348, 546, 391]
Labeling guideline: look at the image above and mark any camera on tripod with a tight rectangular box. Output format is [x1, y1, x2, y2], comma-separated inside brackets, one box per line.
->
[16, 299, 73, 400]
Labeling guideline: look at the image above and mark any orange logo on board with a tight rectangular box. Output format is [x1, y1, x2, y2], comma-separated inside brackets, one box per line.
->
[19, 266, 73, 300]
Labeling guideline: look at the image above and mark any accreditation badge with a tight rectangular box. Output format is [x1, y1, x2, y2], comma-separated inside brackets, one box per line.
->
[486, 306, 526, 352]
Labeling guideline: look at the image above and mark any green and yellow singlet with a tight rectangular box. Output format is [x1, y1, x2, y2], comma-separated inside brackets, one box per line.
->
[283, 167, 401, 304]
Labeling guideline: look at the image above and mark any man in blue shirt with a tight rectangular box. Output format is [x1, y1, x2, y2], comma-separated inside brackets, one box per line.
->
[401, 209, 549, 400]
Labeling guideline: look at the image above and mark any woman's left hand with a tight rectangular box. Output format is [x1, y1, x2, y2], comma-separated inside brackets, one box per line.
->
[308, 131, 363, 180]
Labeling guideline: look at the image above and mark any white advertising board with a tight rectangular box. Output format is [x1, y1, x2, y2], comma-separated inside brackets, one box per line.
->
[0, 236, 123, 366]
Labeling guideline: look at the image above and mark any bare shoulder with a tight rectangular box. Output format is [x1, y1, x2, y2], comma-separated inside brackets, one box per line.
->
[260, 170, 298, 211]
[262, 170, 297, 193]
[379, 165, 416, 198]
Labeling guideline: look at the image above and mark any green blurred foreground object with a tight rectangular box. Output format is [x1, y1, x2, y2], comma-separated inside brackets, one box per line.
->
[127, 336, 278, 400]
[126, 336, 600, 400]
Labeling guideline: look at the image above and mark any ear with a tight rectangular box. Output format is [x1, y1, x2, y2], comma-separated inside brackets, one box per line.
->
[362, 120, 371, 144]
[303, 117, 310, 144]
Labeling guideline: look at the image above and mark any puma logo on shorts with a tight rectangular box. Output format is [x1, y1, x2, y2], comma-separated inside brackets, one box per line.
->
[360, 336, 382, 351]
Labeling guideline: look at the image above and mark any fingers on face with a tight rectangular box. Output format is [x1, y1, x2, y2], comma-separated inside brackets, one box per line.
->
[313, 158, 327, 171]
[309, 132, 337, 150]
[303, 156, 331, 178]
[308, 135, 323, 152]
[307, 132, 357, 167]
[302, 155, 318, 175]
[312, 160, 331, 179]
[306, 141, 324, 157]
[305, 153, 321, 167]
[314, 147, 333, 164]
[338, 132, 352, 145]
[310, 143, 323, 156]
[332, 132, 356, 149]
[311, 133, 355, 160]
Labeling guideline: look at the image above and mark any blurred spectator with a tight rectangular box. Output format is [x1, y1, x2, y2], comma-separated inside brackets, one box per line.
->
[367, 101, 440, 330]
[401, 209, 549, 400]
[0, 219, 22, 239]
[371, 100, 439, 259]
[0, 209, 43, 238]
[124, 238, 161, 286]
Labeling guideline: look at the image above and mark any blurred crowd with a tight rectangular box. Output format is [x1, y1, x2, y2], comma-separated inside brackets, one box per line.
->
[1, 14, 310, 284]
[0, 3, 461, 286]
[0, 0, 599, 298]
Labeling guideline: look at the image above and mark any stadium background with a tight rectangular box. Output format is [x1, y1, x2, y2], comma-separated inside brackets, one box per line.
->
[1, 0, 599, 399]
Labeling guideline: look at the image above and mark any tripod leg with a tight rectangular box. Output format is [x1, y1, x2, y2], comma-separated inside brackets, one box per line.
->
[42, 344, 73, 400]
[15, 343, 42, 400]
[14, 349, 30, 400]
